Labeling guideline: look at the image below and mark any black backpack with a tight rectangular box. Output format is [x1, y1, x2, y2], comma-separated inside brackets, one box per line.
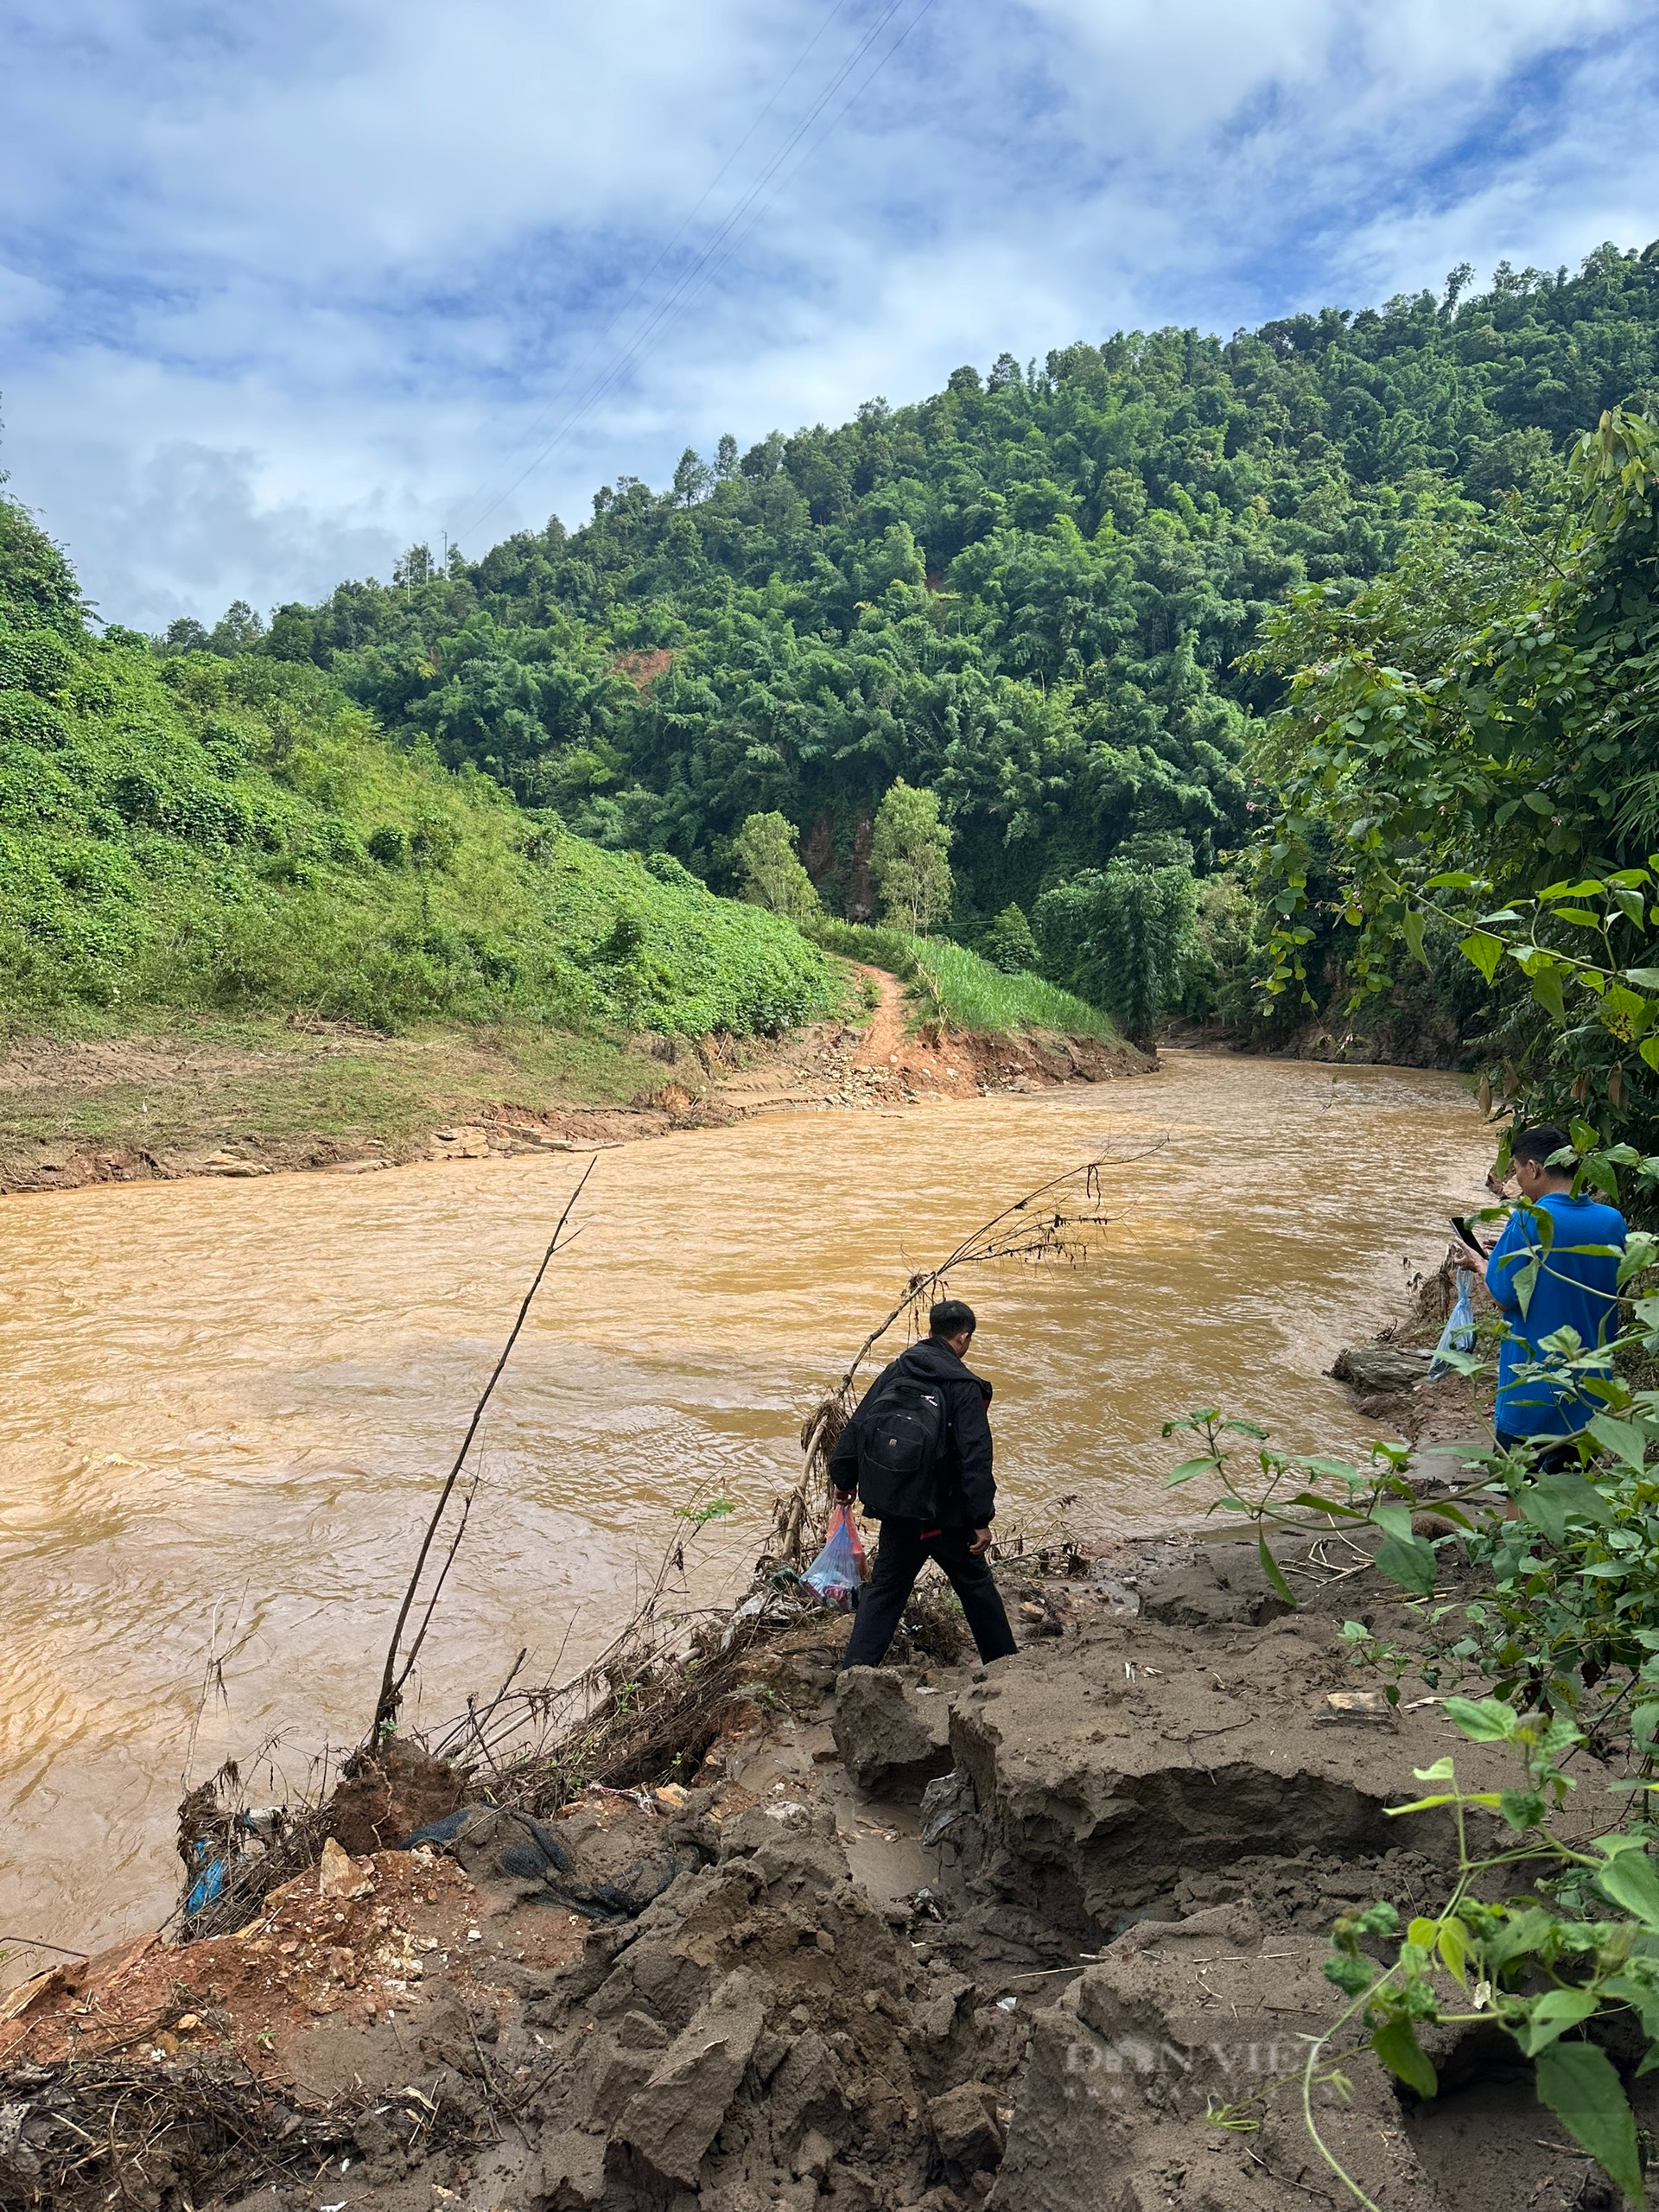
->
[855, 1368, 950, 1521]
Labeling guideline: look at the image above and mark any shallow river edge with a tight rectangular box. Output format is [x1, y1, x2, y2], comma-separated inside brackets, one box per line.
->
[0, 1001, 1149, 1198]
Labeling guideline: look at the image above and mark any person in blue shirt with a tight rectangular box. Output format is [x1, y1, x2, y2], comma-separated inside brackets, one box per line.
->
[1456, 1123, 1626, 1470]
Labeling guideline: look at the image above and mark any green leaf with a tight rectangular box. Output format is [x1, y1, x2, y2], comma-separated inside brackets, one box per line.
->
[1459, 930, 1504, 982]
[1552, 907, 1605, 927]
[1587, 1414, 1652, 1473]
[1530, 963, 1567, 1022]
[1402, 908, 1428, 966]
[1257, 1529, 1297, 1610]
[1597, 1849, 1659, 1931]
[1517, 1471, 1618, 1541]
[1443, 1695, 1517, 1742]
[1624, 968, 1659, 989]
[1437, 1918, 1471, 1984]
[1498, 1789, 1546, 1832]
[1534, 2039, 1643, 2203]
[1523, 791, 1556, 816]
[1371, 1507, 1437, 1597]
[1166, 1458, 1218, 1487]
[1518, 1990, 1602, 2056]
[1610, 884, 1647, 925]
[1372, 2014, 1438, 2098]
[1287, 1489, 1369, 1518]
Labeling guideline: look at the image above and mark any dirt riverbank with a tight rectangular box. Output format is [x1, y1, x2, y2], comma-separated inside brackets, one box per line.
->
[0, 1501, 1614, 2212]
[0, 972, 1147, 1198]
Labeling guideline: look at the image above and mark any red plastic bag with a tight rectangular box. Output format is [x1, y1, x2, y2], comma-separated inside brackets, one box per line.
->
[801, 1499, 868, 1606]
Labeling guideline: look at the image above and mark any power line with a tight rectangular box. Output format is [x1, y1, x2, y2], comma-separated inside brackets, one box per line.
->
[450, 0, 935, 548]
[448, 0, 858, 545]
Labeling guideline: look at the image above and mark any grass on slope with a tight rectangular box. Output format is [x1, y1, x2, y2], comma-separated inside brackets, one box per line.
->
[811, 920, 1121, 1040]
[0, 595, 835, 1042]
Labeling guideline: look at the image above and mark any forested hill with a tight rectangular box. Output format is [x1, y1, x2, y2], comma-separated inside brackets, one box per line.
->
[175, 242, 1659, 939]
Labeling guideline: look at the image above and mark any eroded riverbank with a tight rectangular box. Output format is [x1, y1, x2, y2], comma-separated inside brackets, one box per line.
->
[0, 1526, 1605, 2212]
[0, 974, 1145, 1198]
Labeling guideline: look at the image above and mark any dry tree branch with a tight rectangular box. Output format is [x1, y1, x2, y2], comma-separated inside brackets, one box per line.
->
[368, 1160, 595, 1744]
[772, 1141, 1141, 1566]
[417, 1141, 1145, 1804]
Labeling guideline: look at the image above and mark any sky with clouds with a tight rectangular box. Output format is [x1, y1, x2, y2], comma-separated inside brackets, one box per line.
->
[3, 0, 1657, 632]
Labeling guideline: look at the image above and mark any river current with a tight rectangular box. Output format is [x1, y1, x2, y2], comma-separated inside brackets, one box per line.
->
[0, 1051, 1491, 1965]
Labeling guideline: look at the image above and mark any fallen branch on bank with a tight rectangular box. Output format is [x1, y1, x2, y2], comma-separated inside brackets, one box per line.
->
[0, 2056, 477, 2212]
[411, 1145, 1128, 1814]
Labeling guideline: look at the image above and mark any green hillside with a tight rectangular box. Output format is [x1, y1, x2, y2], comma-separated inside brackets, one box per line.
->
[200, 241, 1659, 959]
[0, 500, 834, 1043]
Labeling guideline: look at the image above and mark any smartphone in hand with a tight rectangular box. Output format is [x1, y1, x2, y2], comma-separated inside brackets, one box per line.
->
[1450, 1216, 1486, 1255]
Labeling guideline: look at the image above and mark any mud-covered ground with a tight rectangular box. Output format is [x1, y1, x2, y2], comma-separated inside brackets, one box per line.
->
[0, 971, 1146, 1197]
[1, 1513, 1631, 2212]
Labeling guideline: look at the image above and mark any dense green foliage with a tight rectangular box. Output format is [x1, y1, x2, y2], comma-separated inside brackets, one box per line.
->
[1252, 403, 1659, 1147]
[731, 808, 820, 922]
[1033, 840, 1200, 1043]
[200, 242, 1659, 981]
[0, 501, 834, 1037]
[869, 777, 952, 933]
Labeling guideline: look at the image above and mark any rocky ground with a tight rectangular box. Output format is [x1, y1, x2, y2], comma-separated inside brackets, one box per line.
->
[0, 1510, 1631, 2212]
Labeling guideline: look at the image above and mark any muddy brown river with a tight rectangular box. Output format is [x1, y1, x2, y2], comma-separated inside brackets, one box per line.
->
[0, 1052, 1491, 1967]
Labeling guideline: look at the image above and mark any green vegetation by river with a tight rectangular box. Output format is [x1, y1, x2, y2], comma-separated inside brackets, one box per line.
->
[0, 498, 835, 1048]
[11, 237, 1659, 1147]
[148, 238, 1659, 1063]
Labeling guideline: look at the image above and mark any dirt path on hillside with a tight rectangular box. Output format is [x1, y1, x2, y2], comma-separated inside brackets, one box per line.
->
[851, 963, 908, 1069]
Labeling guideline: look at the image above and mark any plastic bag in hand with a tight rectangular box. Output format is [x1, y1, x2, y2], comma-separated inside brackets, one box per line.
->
[801, 1500, 868, 1606]
[1427, 1272, 1478, 1379]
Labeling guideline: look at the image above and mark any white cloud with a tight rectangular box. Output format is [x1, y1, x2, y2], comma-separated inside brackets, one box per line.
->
[2, 0, 1656, 628]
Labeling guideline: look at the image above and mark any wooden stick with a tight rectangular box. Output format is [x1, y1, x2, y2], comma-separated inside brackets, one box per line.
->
[369, 1160, 594, 1744]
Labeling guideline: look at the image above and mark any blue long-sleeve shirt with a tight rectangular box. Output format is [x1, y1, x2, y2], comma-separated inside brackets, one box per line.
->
[1487, 1191, 1626, 1438]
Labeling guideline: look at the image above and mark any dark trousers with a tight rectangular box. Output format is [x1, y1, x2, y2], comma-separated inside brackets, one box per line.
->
[843, 1522, 1018, 1669]
[1496, 1428, 1581, 1475]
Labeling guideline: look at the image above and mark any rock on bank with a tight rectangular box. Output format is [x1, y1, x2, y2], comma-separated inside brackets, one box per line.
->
[1, 1540, 1627, 2212]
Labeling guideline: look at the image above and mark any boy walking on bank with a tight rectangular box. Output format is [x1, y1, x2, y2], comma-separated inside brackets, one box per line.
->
[830, 1299, 1018, 1669]
[1455, 1123, 1626, 1470]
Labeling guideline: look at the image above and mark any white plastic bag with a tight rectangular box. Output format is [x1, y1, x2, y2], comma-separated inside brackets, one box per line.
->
[1427, 1272, 1478, 1379]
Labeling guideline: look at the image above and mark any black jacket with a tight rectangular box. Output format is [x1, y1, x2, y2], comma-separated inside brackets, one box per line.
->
[829, 1337, 995, 1528]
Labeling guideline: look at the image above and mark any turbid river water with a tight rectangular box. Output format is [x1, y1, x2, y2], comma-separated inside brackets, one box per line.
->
[0, 1051, 1492, 1967]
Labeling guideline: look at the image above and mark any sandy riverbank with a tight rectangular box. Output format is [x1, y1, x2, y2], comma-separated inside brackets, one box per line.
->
[0, 971, 1148, 1198]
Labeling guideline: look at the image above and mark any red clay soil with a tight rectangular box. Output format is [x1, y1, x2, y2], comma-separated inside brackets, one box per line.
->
[608, 650, 674, 693]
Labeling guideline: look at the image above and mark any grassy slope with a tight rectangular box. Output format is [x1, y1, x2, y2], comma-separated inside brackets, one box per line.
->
[811, 920, 1121, 1040]
[1, 606, 836, 1043]
[0, 499, 1131, 1173]
[0, 509, 846, 1161]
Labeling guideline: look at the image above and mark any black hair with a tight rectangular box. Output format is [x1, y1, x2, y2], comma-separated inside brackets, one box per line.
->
[1511, 1124, 1574, 1173]
[929, 1298, 976, 1339]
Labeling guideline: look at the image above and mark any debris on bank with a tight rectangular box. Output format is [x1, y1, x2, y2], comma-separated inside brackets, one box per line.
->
[1, 1528, 1626, 2212]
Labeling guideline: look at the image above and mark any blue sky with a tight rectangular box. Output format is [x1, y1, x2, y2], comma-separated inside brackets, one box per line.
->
[2, 0, 1656, 631]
